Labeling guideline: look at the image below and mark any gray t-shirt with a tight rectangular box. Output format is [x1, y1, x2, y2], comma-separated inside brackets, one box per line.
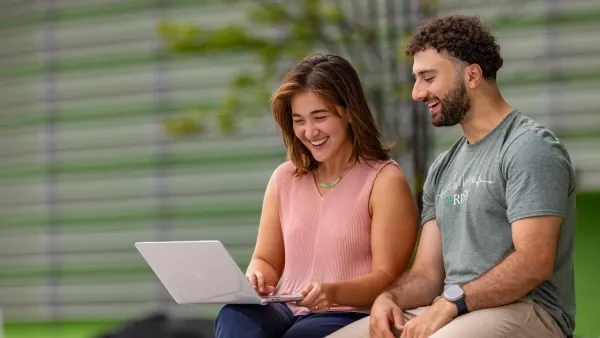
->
[421, 110, 576, 336]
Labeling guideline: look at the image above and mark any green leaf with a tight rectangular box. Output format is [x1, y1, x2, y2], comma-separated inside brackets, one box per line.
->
[419, 0, 439, 14]
[247, 2, 289, 25]
[161, 112, 206, 137]
[279, 40, 312, 60]
[256, 42, 280, 65]
[233, 73, 256, 89]
[157, 20, 203, 52]
[302, 0, 321, 14]
[320, 4, 344, 23]
[156, 20, 178, 40]
[289, 26, 319, 45]
[202, 25, 253, 50]
[217, 95, 240, 133]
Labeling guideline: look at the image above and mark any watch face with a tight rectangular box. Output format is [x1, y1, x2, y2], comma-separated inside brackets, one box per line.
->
[444, 285, 464, 301]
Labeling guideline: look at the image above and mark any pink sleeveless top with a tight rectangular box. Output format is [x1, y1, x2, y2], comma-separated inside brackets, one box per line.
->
[272, 158, 398, 316]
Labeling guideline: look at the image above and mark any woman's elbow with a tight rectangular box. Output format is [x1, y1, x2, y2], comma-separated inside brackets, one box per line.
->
[372, 266, 403, 289]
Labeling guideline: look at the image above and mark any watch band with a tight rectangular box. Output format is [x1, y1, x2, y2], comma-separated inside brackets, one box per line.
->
[455, 296, 468, 316]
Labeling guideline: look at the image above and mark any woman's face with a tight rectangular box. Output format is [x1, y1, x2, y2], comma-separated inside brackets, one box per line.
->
[290, 90, 350, 163]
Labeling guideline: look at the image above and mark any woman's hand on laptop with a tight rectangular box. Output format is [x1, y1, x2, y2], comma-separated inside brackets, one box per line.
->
[296, 282, 334, 313]
[246, 271, 276, 295]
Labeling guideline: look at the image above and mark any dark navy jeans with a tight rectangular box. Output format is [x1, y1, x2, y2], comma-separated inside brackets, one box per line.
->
[214, 303, 368, 338]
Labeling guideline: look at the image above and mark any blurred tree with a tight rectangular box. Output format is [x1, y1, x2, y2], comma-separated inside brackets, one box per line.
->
[157, 0, 435, 209]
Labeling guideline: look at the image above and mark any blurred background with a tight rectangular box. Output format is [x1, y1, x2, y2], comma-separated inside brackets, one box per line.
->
[0, 0, 598, 337]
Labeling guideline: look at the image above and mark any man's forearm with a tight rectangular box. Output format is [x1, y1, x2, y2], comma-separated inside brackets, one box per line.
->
[462, 251, 549, 312]
[384, 269, 443, 310]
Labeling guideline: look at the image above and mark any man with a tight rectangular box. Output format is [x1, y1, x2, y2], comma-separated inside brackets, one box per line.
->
[327, 14, 576, 338]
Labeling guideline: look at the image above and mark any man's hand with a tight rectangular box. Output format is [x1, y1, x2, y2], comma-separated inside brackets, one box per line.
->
[400, 298, 456, 338]
[369, 293, 404, 338]
[296, 282, 335, 313]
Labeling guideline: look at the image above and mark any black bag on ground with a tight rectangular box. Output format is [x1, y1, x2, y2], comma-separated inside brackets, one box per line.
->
[96, 312, 215, 338]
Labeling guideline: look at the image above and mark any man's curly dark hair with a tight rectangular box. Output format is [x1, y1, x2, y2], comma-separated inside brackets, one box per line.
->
[405, 14, 504, 80]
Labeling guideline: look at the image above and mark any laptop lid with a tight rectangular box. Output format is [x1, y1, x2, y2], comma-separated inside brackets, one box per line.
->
[135, 240, 263, 305]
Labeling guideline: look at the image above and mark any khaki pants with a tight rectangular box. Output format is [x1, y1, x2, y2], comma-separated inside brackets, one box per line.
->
[326, 298, 564, 338]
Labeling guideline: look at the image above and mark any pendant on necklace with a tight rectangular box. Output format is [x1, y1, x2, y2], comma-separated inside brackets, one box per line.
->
[319, 177, 341, 188]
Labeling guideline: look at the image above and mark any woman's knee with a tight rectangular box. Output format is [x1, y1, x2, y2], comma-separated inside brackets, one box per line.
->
[215, 303, 293, 338]
[214, 305, 259, 338]
[215, 304, 242, 324]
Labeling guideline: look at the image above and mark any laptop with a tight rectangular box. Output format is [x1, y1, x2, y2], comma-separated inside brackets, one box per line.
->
[135, 240, 303, 305]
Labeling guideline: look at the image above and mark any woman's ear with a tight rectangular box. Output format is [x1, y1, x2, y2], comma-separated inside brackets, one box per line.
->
[338, 106, 351, 122]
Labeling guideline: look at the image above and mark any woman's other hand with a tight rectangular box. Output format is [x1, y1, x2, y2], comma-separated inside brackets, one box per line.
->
[296, 282, 336, 313]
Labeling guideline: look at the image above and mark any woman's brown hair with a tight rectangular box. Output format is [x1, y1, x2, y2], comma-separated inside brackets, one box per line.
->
[270, 53, 391, 176]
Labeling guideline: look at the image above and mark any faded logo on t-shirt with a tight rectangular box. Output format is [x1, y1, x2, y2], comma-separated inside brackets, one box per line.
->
[436, 172, 494, 207]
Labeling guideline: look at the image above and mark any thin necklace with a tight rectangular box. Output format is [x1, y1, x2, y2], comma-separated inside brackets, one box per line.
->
[316, 164, 353, 188]
[319, 177, 341, 188]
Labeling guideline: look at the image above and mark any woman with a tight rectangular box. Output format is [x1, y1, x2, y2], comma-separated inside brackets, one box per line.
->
[214, 53, 418, 338]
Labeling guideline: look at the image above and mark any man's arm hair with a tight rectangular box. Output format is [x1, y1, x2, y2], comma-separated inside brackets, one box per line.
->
[462, 215, 561, 311]
[384, 220, 445, 310]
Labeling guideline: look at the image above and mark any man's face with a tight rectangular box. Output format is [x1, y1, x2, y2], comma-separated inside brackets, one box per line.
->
[411, 48, 471, 127]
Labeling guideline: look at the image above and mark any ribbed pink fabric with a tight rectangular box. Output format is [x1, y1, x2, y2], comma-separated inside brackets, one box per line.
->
[273, 158, 398, 316]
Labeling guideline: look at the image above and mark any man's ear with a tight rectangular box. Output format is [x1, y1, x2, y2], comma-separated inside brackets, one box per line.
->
[465, 64, 484, 89]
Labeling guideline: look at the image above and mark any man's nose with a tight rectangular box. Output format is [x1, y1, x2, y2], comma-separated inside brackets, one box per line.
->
[412, 86, 427, 102]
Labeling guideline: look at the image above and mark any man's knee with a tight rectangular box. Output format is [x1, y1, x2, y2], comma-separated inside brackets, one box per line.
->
[429, 299, 563, 338]
[428, 306, 513, 338]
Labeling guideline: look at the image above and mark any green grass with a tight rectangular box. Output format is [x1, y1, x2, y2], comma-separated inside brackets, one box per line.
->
[3, 191, 600, 338]
[4, 321, 117, 338]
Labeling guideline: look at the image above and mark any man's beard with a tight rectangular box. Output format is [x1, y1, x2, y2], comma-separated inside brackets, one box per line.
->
[430, 80, 471, 127]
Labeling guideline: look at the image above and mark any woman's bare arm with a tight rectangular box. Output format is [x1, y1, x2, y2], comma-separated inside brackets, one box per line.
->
[328, 164, 419, 307]
[246, 172, 285, 292]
